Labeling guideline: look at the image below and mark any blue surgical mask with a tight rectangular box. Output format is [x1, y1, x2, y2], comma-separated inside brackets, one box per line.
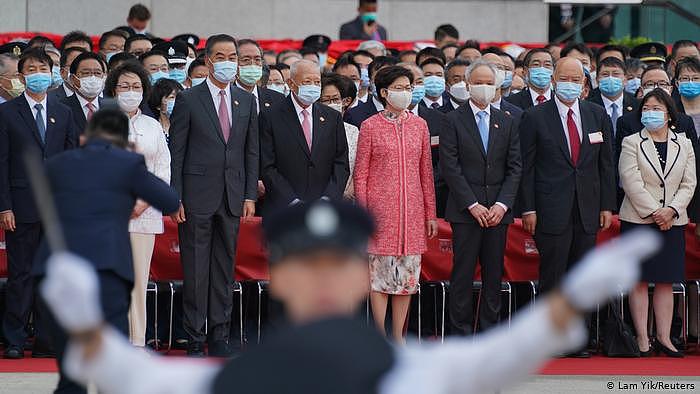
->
[411, 84, 426, 105]
[166, 99, 175, 117]
[360, 67, 370, 88]
[150, 70, 169, 85]
[211, 60, 238, 83]
[624, 77, 641, 94]
[51, 66, 63, 87]
[267, 83, 286, 95]
[679, 81, 700, 99]
[191, 77, 206, 87]
[555, 81, 582, 102]
[361, 12, 377, 24]
[641, 110, 666, 131]
[239, 65, 263, 86]
[598, 76, 623, 97]
[295, 83, 321, 105]
[528, 67, 553, 89]
[502, 71, 513, 88]
[169, 69, 187, 84]
[104, 51, 118, 64]
[24, 72, 53, 93]
[424, 75, 445, 97]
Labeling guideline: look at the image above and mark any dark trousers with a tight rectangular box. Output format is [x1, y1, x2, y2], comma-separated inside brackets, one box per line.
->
[179, 198, 239, 343]
[38, 270, 131, 394]
[535, 202, 597, 294]
[3, 222, 50, 348]
[448, 222, 508, 335]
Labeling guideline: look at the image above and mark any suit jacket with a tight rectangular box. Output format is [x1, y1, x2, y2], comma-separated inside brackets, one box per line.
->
[619, 130, 696, 225]
[48, 85, 69, 101]
[34, 139, 180, 281]
[438, 99, 459, 114]
[441, 103, 522, 224]
[339, 16, 387, 40]
[504, 87, 549, 111]
[417, 106, 449, 192]
[257, 87, 286, 113]
[520, 99, 616, 235]
[260, 96, 349, 213]
[0, 94, 77, 223]
[344, 98, 380, 128]
[169, 80, 259, 216]
[61, 94, 104, 135]
[498, 99, 524, 124]
[587, 89, 639, 120]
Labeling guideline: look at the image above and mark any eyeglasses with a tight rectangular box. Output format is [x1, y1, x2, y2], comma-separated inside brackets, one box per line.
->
[115, 83, 143, 91]
[388, 85, 413, 92]
[642, 81, 672, 89]
[678, 76, 700, 83]
[320, 98, 342, 105]
[75, 70, 105, 78]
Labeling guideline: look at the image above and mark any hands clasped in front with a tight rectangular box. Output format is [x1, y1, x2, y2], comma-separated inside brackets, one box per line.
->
[652, 207, 675, 231]
[469, 203, 506, 228]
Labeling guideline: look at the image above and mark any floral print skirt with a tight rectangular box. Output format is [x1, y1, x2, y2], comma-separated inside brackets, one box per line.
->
[369, 254, 421, 295]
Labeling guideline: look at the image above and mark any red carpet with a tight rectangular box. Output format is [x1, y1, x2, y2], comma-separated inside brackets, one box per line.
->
[2, 351, 700, 376]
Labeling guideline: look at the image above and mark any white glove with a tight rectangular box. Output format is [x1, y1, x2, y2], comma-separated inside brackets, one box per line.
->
[40, 252, 103, 332]
[562, 229, 661, 310]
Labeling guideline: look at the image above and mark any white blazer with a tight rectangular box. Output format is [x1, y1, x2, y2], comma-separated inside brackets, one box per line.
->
[619, 128, 696, 225]
[128, 111, 171, 234]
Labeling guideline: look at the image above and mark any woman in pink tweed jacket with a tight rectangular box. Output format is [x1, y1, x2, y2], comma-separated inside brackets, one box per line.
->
[353, 66, 437, 343]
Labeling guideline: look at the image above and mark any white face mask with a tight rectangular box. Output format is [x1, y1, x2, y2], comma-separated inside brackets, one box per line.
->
[386, 89, 412, 110]
[449, 81, 469, 101]
[328, 103, 343, 114]
[469, 84, 497, 106]
[77, 76, 104, 98]
[117, 91, 142, 113]
[494, 69, 506, 87]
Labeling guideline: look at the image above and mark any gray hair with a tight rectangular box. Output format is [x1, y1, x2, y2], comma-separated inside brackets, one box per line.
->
[0, 54, 17, 75]
[465, 59, 496, 82]
[358, 40, 386, 56]
[290, 59, 319, 79]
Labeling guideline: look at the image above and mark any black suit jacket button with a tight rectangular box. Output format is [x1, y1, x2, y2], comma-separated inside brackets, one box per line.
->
[660, 199, 664, 204]
[660, 183, 664, 187]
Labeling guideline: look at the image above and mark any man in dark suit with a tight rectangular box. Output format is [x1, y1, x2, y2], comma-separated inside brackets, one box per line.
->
[169, 34, 259, 357]
[60, 52, 105, 135]
[344, 55, 398, 128]
[48, 47, 86, 102]
[235, 40, 286, 115]
[504, 48, 554, 111]
[260, 59, 349, 213]
[520, 58, 616, 356]
[0, 48, 77, 359]
[441, 61, 522, 335]
[339, 0, 387, 40]
[440, 58, 470, 113]
[34, 108, 179, 394]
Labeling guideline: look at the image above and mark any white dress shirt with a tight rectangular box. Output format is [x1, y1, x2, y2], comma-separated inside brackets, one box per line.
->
[291, 94, 313, 141]
[24, 93, 47, 131]
[491, 98, 502, 110]
[63, 83, 74, 98]
[423, 95, 443, 108]
[358, 91, 368, 103]
[601, 94, 623, 125]
[528, 87, 551, 106]
[76, 94, 100, 119]
[554, 96, 583, 156]
[206, 77, 231, 122]
[236, 81, 259, 114]
[450, 99, 460, 110]
[372, 95, 385, 112]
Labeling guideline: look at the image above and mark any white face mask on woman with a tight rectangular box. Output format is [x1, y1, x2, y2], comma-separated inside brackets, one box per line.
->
[386, 89, 412, 110]
[117, 91, 142, 113]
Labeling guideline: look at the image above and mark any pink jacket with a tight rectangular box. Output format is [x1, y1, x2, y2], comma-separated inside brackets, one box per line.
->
[354, 111, 436, 256]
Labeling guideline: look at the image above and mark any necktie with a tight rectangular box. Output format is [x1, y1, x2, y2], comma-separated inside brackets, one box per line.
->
[431, 102, 440, 109]
[476, 110, 489, 153]
[610, 102, 619, 137]
[567, 109, 580, 165]
[34, 103, 46, 143]
[86, 102, 95, 120]
[218, 90, 230, 142]
[301, 108, 312, 150]
[536, 95, 546, 105]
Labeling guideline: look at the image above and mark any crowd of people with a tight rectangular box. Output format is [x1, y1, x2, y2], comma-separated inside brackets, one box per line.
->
[0, 1, 699, 392]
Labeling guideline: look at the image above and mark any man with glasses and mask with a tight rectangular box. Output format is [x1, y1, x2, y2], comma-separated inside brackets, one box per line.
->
[235, 39, 285, 115]
[505, 48, 555, 110]
[61, 52, 105, 134]
[0, 47, 23, 104]
[169, 34, 259, 358]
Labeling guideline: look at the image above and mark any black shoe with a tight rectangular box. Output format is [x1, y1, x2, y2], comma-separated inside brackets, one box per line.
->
[208, 340, 233, 358]
[639, 342, 654, 357]
[3, 345, 24, 359]
[186, 341, 205, 358]
[655, 341, 684, 358]
[31, 346, 56, 358]
[566, 350, 591, 358]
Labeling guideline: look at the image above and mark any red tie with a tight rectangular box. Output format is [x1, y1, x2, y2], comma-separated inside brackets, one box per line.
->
[218, 90, 230, 142]
[567, 109, 580, 165]
[536, 95, 546, 105]
[86, 102, 95, 120]
[301, 109, 312, 150]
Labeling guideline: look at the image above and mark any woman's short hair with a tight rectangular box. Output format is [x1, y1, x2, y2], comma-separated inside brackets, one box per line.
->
[675, 57, 700, 79]
[322, 72, 357, 102]
[373, 66, 414, 106]
[148, 78, 183, 117]
[104, 61, 152, 101]
[639, 88, 679, 129]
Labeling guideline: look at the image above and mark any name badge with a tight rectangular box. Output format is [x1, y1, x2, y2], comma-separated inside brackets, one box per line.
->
[430, 136, 440, 147]
[588, 132, 604, 144]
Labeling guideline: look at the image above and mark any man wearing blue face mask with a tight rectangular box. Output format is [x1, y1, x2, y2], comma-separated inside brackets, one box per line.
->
[0, 48, 77, 360]
[520, 57, 616, 357]
[98, 30, 127, 65]
[339, 0, 387, 41]
[419, 58, 448, 109]
[169, 34, 259, 358]
[153, 41, 190, 87]
[260, 59, 349, 214]
[505, 48, 554, 110]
